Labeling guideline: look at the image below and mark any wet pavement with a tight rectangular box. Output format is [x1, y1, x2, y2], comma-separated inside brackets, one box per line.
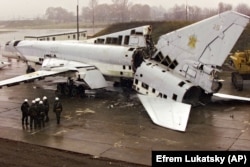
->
[0, 61, 250, 166]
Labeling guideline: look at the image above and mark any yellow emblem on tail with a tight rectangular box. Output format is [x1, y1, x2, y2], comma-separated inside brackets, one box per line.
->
[188, 35, 197, 49]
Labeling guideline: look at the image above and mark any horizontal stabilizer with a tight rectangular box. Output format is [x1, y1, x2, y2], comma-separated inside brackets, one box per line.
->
[213, 93, 250, 101]
[138, 94, 191, 131]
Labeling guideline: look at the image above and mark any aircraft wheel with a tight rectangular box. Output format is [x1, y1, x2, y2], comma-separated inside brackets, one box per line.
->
[232, 72, 243, 91]
[64, 85, 71, 96]
[78, 85, 85, 98]
[26, 65, 35, 73]
[57, 83, 65, 95]
[71, 85, 78, 97]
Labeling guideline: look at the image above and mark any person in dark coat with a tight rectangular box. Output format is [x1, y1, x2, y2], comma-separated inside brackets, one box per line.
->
[43, 96, 50, 122]
[37, 101, 45, 128]
[29, 100, 37, 129]
[21, 99, 30, 127]
[53, 97, 63, 124]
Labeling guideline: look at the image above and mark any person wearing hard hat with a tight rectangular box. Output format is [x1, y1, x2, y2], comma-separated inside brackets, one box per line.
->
[37, 101, 45, 128]
[43, 96, 50, 122]
[29, 100, 37, 129]
[53, 97, 63, 125]
[21, 99, 30, 128]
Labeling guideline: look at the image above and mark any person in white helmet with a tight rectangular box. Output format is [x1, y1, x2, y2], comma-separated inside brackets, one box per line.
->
[29, 100, 37, 129]
[53, 97, 63, 124]
[21, 99, 30, 127]
[37, 101, 45, 128]
[43, 96, 50, 122]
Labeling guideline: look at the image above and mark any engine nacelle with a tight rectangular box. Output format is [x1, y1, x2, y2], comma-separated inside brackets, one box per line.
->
[133, 60, 202, 105]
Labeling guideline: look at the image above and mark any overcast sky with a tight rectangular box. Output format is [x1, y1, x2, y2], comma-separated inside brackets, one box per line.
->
[0, 0, 249, 20]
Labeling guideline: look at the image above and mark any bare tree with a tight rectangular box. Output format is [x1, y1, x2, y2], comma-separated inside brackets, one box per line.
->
[45, 7, 74, 23]
[188, 6, 202, 21]
[112, 0, 129, 22]
[89, 0, 98, 32]
[169, 4, 187, 21]
[151, 6, 167, 21]
[81, 6, 91, 23]
[129, 4, 151, 21]
[95, 4, 113, 23]
[218, 2, 232, 13]
[235, 3, 250, 16]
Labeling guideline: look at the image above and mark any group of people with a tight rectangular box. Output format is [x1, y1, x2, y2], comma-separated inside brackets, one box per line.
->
[20, 96, 63, 130]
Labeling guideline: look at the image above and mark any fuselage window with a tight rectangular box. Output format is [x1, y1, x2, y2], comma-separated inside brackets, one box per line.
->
[97, 38, 105, 44]
[141, 82, 149, 90]
[154, 51, 164, 62]
[172, 94, 177, 101]
[106, 37, 111, 44]
[162, 55, 171, 66]
[163, 94, 167, 99]
[135, 79, 138, 85]
[158, 93, 162, 98]
[169, 59, 179, 69]
[128, 48, 135, 51]
[152, 88, 156, 93]
[118, 36, 122, 45]
[178, 81, 185, 87]
[123, 65, 126, 70]
[124, 35, 130, 45]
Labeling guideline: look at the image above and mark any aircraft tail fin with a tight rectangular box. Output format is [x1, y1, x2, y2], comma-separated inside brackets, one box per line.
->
[156, 11, 250, 67]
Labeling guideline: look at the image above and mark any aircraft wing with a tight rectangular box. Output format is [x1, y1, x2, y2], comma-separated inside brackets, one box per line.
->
[138, 94, 191, 132]
[0, 59, 108, 89]
[0, 70, 70, 88]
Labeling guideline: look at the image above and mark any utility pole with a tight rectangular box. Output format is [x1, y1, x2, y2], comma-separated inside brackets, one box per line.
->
[186, 0, 188, 21]
[77, 0, 79, 40]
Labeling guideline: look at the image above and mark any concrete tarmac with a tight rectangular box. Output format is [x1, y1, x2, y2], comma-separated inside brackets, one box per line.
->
[0, 61, 250, 166]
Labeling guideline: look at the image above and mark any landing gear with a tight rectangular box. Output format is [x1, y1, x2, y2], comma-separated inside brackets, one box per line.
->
[70, 85, 78, 97]
[231, 72, 243, 91]
[26, 65, 35, 73]
[63, 85, 71, 96]
[78, 85, 86, 98]
[113, 78, 133, 89]
[56, 79, 86, 97]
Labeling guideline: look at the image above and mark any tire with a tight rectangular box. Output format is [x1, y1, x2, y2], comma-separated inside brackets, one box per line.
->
[78, 85, 85, 98]
[56, 83, 64, 95]
[64, 85, 71, 96]
[232, 72, 243, 91]
[71, 85, 78, 97]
